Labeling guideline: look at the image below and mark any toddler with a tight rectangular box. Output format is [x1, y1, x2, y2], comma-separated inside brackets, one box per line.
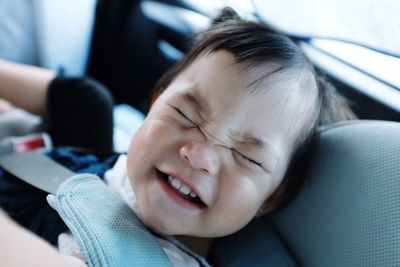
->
[0, 8, 355, 267]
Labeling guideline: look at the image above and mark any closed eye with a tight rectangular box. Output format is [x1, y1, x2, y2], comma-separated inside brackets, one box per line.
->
[172, 106, 197, 126]
[233, 149, 263, 168]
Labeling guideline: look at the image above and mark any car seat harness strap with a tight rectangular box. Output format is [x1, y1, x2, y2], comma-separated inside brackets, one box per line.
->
[0, 152, 173, 267]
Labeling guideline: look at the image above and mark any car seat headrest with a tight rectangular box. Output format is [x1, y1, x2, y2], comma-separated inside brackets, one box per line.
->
[271, 120, 400, 267]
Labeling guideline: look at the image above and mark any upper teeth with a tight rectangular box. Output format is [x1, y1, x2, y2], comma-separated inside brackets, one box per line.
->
[168, 175, 198, 198]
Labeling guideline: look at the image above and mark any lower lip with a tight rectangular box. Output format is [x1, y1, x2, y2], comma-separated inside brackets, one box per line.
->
[156, 172, 204, 210]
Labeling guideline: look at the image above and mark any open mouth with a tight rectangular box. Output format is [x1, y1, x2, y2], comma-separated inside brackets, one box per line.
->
[156, 169, 207, 209]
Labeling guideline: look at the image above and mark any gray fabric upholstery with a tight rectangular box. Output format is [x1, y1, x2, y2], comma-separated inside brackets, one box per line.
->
[271, 120, 400, 267]
[210, 217, 297, 267]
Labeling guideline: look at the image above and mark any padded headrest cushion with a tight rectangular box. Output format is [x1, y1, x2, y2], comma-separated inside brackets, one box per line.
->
[210, 216, 297, 267]
[271, 120, 400, 267]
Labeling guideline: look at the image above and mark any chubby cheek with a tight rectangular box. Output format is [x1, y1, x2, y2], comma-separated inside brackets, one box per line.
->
[127, 119, 174, 177]
[125, 120, 171, 226]
[203, 175, 270, 237]
[126, 126, 148, 185]
[126, 117, 183, 206]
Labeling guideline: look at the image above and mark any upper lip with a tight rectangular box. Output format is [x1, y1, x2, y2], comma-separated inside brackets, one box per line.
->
[157, 168, 210, 207]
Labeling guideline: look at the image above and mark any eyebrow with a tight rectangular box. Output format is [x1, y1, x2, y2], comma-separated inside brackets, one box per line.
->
[180, 91, 211, 120]
[241, 133, 266, 148]
[232, 132, 268, 150]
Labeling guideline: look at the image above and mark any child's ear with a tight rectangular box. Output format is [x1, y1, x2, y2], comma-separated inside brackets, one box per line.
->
[255, 183, 288, 217]
[211, 7, 241, 26]
[150, 89, 162, 107]
[255, 200, 275, 218]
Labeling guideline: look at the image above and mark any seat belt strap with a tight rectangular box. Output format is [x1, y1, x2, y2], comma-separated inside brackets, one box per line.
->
[0, 151, 74, 194]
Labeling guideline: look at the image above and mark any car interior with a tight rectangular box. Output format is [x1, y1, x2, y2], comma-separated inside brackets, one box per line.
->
[0, 0, 399, 266]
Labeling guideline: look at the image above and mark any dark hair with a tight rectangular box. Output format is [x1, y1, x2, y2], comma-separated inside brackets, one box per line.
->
[152, 7, 356, 212]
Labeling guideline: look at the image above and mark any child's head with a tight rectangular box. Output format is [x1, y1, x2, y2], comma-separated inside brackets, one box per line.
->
[127, 8, 355, 238]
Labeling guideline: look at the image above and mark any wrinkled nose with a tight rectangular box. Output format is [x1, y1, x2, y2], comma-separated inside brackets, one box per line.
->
[179, 142, 219, 175]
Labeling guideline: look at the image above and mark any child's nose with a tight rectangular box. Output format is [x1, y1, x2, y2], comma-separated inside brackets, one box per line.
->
[179, 142, 219, 175]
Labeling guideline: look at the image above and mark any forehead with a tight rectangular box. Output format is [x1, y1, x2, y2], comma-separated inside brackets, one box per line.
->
[165, 51, 310, 153]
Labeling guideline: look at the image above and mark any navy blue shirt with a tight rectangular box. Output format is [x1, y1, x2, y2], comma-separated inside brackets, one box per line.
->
[0, 148, 119, 246]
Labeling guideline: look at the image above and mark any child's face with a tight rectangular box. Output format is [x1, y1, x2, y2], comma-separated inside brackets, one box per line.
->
[127, 51, 303, 237]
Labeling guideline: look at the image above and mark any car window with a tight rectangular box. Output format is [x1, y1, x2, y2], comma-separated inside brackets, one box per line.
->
[252, 0, 400, 56]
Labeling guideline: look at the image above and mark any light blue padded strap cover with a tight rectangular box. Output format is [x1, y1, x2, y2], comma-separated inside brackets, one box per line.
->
[47, 173, 173, 267]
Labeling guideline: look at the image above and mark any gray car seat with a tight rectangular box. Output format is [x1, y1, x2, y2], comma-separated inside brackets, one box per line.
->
[211, 120, 400, 267]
